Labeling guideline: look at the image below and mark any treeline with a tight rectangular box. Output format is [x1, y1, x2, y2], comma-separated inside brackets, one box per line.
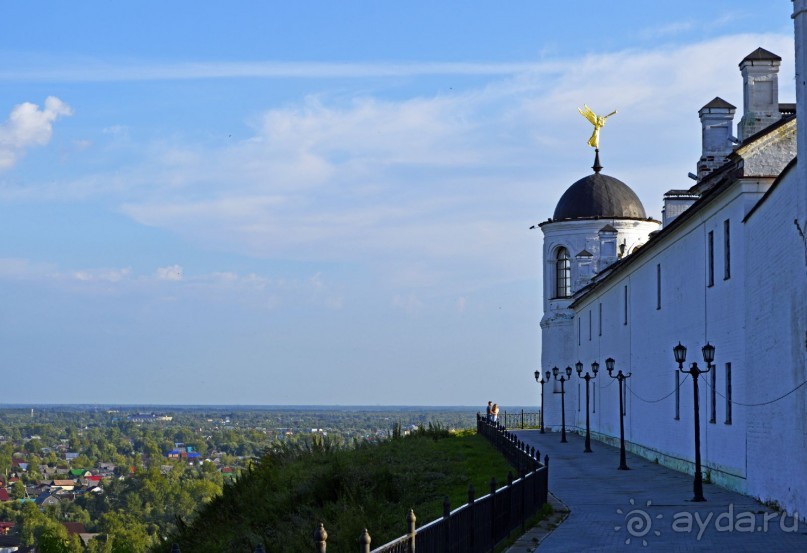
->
[0, 406, 479, 476]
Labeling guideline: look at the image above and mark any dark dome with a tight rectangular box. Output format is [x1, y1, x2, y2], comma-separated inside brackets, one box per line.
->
[553, 172, 647, 220]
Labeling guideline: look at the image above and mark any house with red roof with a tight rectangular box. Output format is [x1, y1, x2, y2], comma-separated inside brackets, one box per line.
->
[62, 522, 86, 536]
[0, 521, 14, 535]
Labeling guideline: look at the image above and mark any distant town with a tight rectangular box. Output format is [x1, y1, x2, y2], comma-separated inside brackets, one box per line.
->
[0, 405, 481, 550]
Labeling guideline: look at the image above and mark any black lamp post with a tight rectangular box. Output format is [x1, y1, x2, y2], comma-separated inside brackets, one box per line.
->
[552, 366, 573, 443]
[576, 360, 599, 453]
[606, 358, 631, 470]
[674, 341, 715, 502]
[533, 370, 549, 434]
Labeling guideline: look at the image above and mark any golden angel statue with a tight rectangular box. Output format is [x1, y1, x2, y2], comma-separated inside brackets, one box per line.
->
[578, 104, 617, 149]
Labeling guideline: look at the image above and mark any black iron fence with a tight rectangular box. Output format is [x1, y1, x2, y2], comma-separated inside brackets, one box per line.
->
[361, 414, 548, 553]
[499, 409, 541, 430]
[170, 416, 548, 553]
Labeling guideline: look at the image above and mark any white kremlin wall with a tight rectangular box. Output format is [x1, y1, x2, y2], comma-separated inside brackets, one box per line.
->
[537, 0, 807, 517]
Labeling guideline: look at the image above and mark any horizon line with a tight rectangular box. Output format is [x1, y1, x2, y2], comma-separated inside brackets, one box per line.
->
[0, 403, 533, 410]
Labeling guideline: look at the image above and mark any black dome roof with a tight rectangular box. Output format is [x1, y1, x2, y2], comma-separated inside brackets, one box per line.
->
[553, 172, 647, 221]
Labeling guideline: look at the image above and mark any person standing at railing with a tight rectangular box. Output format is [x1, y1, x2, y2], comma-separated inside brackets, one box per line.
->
[491, 403, 500, 423]
[486, 401, 493, 422]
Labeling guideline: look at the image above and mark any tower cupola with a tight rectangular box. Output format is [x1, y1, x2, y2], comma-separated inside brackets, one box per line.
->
[552, 153, 647, 222]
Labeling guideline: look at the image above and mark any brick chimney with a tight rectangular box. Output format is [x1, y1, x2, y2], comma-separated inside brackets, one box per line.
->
[737, 47, 782, 141]
[697, 97, 736, 180]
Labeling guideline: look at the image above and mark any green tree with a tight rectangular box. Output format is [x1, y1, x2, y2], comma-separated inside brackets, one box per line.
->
[11, 480, 26, 499]
[0, 443, 14, 478]
[99, 511, 156, 553]
[37, 521, 83, 553]
[23, 439, 42, 454]
[18, 501, 46, 548]
[71, 454, 92, 469]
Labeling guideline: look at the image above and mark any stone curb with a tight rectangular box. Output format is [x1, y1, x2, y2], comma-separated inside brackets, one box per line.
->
[504, 492, 571, 552]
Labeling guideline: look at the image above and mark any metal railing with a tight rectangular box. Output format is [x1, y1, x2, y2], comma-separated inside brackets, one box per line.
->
[499, 409, 541, 430]
[363, 414, 548, 553]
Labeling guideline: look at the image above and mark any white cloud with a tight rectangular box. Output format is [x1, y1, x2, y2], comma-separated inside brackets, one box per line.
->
[155, 265, 183, 281]
[72, 268, 131, 282]
[102, 125, 128, 135]
[72, 139, 92, 151]
[0, 96, 72, 169]
[392, 293, 424, 315]
[639, 21, 696, 40]
[7, 32, 795, 297]
[0, 259, 333, 310]
[0, 258, 56, 279]
[100, 32, 782, 296]
[309, 272, 324, 289]
[0, 60, 562, 83]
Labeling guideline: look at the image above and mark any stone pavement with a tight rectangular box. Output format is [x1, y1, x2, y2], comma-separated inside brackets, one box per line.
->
[506, 430, 807, 552]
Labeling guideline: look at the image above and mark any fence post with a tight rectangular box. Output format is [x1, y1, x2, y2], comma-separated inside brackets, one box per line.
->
[532, 457, 538, 502]
[489, 477, 497, 550]
[442, 496, 451, 553]
[314, 522, 328, 553]
[407, 509, 417, 553]
[467, 484, 475, 551]
[519, 440, 525, 472]
[533, 456, 541, 503]
[520, 467, 526, 532]
[507, 472, 514, 534]
[359, 529, 371, 553]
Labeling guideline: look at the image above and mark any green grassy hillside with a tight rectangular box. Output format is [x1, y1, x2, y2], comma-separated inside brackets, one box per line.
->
[155, 426, 513, 552]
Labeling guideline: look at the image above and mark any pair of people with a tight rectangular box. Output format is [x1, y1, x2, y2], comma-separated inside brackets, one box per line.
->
[486, 401, 500, 423]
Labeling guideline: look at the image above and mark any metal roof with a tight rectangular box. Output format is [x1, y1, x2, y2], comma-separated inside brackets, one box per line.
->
[552, 172, 647, 221]
[740, 47, 782, 64]
[701, 97, 736, 110]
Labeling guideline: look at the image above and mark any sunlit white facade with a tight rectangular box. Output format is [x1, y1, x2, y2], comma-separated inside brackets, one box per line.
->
[538, 1, 807, 517]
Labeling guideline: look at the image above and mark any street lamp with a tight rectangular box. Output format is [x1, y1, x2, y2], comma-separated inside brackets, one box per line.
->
[606, 357, 631, 470]
[674, 341, 715, 502]
[576, 360, 599, 453]
[533, 370, 549, 434]
[552, 366, 573, 443]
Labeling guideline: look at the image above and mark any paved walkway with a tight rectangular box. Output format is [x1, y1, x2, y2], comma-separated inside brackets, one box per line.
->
[508, 430, 807, 552]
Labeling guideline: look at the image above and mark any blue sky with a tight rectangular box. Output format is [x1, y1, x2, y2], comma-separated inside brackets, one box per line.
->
[0, 1, 796, 405]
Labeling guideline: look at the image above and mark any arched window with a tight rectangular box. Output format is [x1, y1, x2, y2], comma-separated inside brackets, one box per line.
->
[555, 247, 571, 298]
